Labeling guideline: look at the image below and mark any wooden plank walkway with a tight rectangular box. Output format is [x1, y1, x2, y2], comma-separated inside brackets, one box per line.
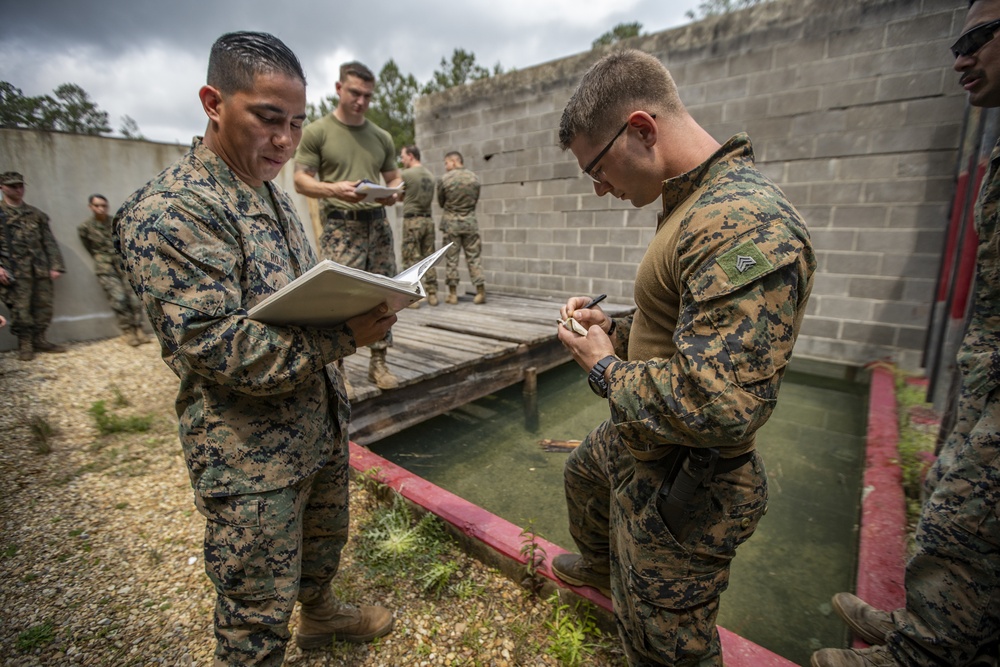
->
[344, 291, 633, 445]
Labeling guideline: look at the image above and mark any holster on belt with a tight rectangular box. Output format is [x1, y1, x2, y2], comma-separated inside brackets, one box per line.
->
[656, 447, 719, 543]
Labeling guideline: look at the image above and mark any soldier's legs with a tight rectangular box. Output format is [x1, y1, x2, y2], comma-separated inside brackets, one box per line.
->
[443, 230, 461, 287]
[418, 219, 437, 293]
[401, 219, 422, 270]
[298, 440, 351, 602]
[459, 229, 484, 287]
[887, 388, 1000, 666]
[96, 272, 143, 330]
[563, 420, 614, 568]
[6, 281, 35, 339]
[196, 476, 316, 667]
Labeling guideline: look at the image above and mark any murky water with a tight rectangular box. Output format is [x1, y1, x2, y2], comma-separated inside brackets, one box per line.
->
[369, 362, 866, 666]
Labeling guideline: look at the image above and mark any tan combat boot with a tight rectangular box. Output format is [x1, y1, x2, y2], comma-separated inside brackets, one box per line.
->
[427, 292, 439, 306]
[32, 336, 65, 353]
[296, 587, 393, 649]
[18, 337, 34, 361]
[445, 285, 458, 304]
[368, 349, 399, 390]
[551, 553, 611, 598]
[831, 592, 893, 646]
[473, 284, 486, 305]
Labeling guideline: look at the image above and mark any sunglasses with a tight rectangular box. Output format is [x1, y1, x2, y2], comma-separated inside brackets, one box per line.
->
[951, 18, 1000, 59]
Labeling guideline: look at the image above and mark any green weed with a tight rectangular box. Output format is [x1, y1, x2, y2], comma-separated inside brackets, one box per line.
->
[16, 621, 55, 652]
[545, 594, 601, 667]
[28, 414, 56, 454]
[519, 522, 548, 595]
[88, 400, 153, 435]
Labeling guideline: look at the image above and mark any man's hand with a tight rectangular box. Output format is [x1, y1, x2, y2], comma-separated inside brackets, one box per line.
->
[0, 266, 10, 285]
[345, 302, 397, 347]
[49, 270, 62, 280]
[328, 180, 366, 204]
[557, 296, 615, 372]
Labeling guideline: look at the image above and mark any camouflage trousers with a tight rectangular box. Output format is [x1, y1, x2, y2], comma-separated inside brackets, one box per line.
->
[194, 441, 350, 667]
[401, 216, 438, 294]
[320, 213, 395, 351]
[2, 270, 55, 339]
[95, 271, 145, 330]
[442, 225, 483, 287]
[884, 387, 1000, 666]
[563, 419, 767, 666]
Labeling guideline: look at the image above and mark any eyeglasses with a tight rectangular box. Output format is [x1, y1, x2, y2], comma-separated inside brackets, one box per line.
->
[951, 18, 1000, 59]
[582, 114, 655, 184]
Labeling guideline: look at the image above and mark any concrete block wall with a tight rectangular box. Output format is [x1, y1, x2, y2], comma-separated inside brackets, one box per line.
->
[414, 0, 968, 370]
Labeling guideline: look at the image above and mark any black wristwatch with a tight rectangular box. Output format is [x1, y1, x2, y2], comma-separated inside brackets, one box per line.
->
[588, 355, 617, 398]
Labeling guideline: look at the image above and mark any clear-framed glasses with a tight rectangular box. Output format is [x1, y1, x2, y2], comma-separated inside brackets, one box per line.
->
[951, 18, 1000, 59]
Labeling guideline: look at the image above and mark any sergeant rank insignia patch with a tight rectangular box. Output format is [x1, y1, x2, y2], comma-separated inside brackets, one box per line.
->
[717, 239, 773, 287]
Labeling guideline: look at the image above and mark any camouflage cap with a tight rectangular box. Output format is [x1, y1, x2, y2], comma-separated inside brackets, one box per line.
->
[1, 171, 25, 185]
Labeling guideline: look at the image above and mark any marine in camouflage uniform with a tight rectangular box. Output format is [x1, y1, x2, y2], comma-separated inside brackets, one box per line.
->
[398, 145, 438, 305]
[555, 51, 815, 666]
[812, 3, 1000, 666]
[293, 61, 403, 389]
[437, 151, 486, 304]
[114, 33, 393, 666]
[77, 194, 149, 345]
[0, 171, 66, 360]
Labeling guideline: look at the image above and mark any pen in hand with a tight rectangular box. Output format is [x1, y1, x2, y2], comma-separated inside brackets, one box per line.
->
[582, 294, 607, 309]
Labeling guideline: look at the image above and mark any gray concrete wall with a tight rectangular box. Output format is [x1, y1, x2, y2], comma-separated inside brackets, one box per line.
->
[0, 129, 335, 351]
[413, 0, 966, 371]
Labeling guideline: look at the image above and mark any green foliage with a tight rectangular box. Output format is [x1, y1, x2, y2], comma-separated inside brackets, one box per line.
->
[119, 114, 144, 140]
[368, 59, 420, 151]
[545, 594, 601, 666]
[417, 559, 461, 597]
[893, 371, 937, 528]
[88, 400, 153, 435]
[592, 22, 644, 48]
[16, 621, 55, 652]
[28, 414, 56, 455]
[0, 81, 122, 136]
[685, 0, 770, 19]
[422, 48, 499, 95]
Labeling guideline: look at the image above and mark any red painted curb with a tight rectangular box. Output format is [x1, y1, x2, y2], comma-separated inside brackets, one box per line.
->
[854, 363, 908, 645]
[349, 442, 794, 666]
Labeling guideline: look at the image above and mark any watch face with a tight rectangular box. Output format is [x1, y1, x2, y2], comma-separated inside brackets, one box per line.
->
[588, 370, 608, 397]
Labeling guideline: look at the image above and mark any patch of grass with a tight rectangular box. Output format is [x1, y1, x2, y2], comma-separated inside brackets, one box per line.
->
[16, 621, 55, 652]
[88, 400, 153, 435]
[417, 560, 460, 597]
[893, 370, 938, 528]
[28, 414, 56, 454]
[545, 594, 601, 667]
[110, 384, 130, 407]
[1, 544, 17, 559]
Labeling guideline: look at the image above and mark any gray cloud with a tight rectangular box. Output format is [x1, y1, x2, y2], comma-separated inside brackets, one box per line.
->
[0, 0, 700, 142]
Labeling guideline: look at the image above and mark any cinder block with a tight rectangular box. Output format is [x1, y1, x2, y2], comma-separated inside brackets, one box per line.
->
[809, 273, 851, 297]
[895, 326, 928, 352]
[537, 244, 565, 260]
[842, 321, 897, 347]
[820, 296, 874, 321]
[814, 131, 872, 159]
[809, 228, 858, 251]
[848, 277, 905, 300]
[887, 204, 949, 229]
[767, 89, 821, 117]
[800, 316, 842, 339]
[872, 301, 932, 326]
[886, 12, 956, 47]
[809, 182, 865, 207]
[723, 97, 770, 123]
[796, 205, 834, 229]
[878, 71, 948, 102]
[820, 80, 880, 110]
[824, 251, 883, 275]
[729, 48, 774, 76]
[832, 205, 889, 229]
[828, 25, 887, 59]
[580, 229, 610, 246]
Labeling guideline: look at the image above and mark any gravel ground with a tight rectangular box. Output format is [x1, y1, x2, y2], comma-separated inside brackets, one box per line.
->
[0, 337, 624, 666]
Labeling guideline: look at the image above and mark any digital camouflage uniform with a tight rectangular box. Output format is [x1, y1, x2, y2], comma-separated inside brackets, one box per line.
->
[437, 166, 484, 288]
[114, 138, 357, 666]
[564, 134, 815, 666]
[0, 199, 65, 340]
[399, 163, 438, 295]
[295, 114, 397, 351]
[880, 137, 1000, 666]
[77, 215, 146, 332]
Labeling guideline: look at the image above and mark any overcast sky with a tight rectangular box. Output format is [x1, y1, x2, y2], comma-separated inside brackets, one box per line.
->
[0, 0, 706, 144]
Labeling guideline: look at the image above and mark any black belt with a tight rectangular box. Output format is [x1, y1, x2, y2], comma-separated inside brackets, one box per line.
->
[403, 212, 430, 218]
[326, 208, 385, 222]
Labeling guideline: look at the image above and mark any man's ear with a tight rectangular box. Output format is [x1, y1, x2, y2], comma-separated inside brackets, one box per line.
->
[199, 85, 223, 122]
[629, 111, 658, 148]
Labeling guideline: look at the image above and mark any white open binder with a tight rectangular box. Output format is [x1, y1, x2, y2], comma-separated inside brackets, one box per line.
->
[247, 243, 451, 327]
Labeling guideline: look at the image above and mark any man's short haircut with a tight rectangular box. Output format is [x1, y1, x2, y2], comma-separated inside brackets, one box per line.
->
[403, 145, 421, 161]
[89, 193, 107, 204]
[207, 31, 306, 94]
[340, 61, 375, 83]
[445, 151, 463, 164]
[558, 49, 682, 150]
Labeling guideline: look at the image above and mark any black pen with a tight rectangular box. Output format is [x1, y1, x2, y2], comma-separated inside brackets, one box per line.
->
[582, 294, 607, 309]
